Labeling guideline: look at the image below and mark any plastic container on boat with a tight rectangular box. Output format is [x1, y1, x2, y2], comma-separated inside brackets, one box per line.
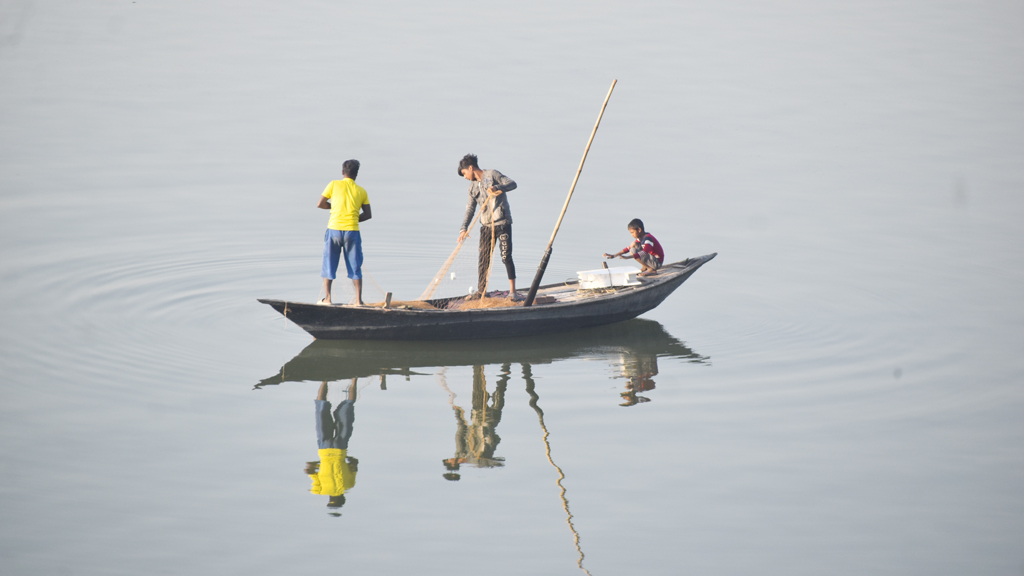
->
[576, 266, 641, 289]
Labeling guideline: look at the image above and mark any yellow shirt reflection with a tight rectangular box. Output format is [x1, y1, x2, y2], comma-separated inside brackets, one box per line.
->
[309, 448, 356, 496]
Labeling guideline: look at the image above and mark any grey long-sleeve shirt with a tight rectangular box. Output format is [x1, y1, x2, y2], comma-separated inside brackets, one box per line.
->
[459, 169, 516, 231]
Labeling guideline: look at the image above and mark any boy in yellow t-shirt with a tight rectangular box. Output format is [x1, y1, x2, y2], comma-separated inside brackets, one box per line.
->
[316, 159, 372, 305]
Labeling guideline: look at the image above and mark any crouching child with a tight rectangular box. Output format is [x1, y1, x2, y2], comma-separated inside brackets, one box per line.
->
[603, 218, 664, 276]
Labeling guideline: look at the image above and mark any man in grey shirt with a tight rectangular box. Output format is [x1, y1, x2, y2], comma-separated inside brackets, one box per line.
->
[457, 154, 519, 299]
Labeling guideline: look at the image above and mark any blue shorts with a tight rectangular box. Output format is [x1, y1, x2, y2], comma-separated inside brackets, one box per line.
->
[315, 399, 355, 450]
[322, 229, 363, 280]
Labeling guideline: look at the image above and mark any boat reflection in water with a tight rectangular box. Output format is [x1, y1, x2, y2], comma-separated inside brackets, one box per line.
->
[257, 318, 708, 403]
[258, 319, 706, 571]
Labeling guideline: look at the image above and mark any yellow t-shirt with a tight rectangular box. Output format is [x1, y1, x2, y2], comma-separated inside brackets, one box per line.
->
[309, 448, 356, 496]
[322, 179, 369, 231]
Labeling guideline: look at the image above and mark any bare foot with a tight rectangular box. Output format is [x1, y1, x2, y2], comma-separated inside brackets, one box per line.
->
[639, 270, 657, 277]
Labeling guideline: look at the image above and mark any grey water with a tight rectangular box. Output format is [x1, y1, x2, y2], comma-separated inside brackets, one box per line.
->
[2, 1, 1023, 574]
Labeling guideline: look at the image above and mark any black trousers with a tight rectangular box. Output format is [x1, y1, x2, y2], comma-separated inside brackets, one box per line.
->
[478, 223, 515, 293]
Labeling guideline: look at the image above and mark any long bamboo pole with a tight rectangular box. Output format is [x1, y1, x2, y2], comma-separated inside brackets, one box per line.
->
[523, 79, 617, 307]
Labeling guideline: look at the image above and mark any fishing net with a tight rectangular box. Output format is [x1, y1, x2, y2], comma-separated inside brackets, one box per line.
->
[419, 197, 514, 304]
[417, 234, 482, 301]
[456, 297, 522, 309]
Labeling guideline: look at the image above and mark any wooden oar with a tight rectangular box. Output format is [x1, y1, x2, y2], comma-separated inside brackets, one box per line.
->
[523, 79, 617, 307]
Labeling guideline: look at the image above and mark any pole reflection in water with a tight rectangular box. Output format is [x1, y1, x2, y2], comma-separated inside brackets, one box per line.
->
[523, 363, 592, 576]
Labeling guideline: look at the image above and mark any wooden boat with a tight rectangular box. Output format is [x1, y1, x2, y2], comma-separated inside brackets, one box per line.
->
[256, 318, 707, 388]
[258, 253, 716, 340]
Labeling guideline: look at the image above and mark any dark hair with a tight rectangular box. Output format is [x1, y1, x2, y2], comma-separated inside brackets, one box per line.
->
[327, 494, 346, 508]
[627, 218, 645, 232]
[342, 159, 360, 179]
[457, 154, 479, 176]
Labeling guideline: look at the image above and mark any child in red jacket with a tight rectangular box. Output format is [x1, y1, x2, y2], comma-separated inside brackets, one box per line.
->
[604, 218, 664, 276]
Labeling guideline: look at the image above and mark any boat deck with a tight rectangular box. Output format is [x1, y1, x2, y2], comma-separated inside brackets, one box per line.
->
[258, 256, 715, 340]
[424, 260, 693, 310]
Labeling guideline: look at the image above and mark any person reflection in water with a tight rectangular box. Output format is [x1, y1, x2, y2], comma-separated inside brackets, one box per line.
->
[619, 353, 659, 407]
[304, 380, 359, 516]
[442, 365, 507, 481]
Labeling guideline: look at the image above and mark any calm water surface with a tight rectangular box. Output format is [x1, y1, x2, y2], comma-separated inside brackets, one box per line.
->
[1, 1, 1022, 575]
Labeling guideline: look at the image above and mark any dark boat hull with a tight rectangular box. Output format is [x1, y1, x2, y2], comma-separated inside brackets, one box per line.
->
[258, 253, 715, 341]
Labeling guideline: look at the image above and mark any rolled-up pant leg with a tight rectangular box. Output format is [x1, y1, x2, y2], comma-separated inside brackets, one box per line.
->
[634, 249, 662, 270]
[331, 400, 356, 451]
[315, 400, 336, 449]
